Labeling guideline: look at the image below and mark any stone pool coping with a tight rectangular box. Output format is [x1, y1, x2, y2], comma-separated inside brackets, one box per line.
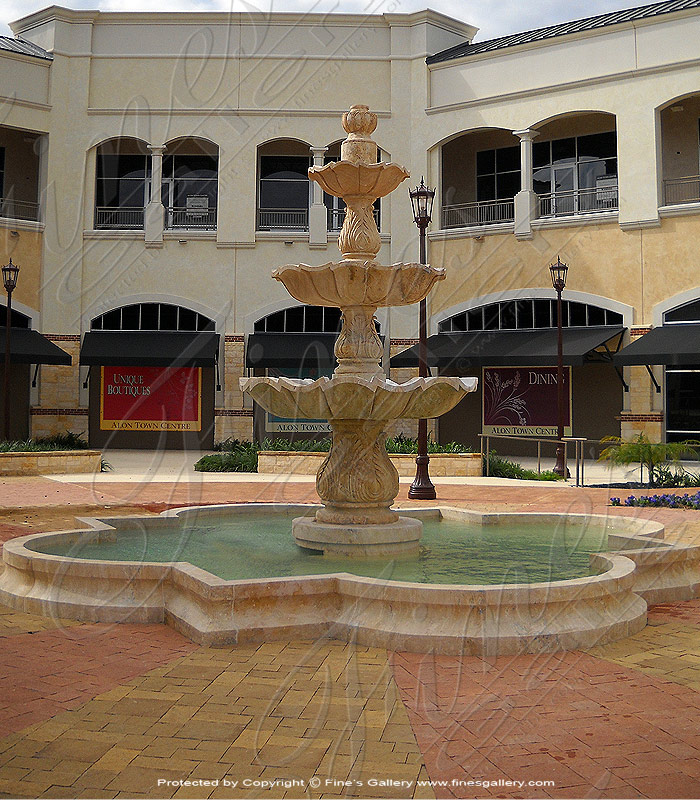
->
[0, 450, 102, 476]
[0, 503, 697, 655]
[257, 451, 483, 477]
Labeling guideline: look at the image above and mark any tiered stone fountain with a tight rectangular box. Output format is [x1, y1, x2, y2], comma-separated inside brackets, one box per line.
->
[241, 105, 477, 556]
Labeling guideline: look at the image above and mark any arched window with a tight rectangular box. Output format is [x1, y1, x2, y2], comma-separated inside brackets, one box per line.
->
[664, 298, 700, 324]
[257, 140, 311, 230]
[438, 299, 622, 333]
[91, 303, 214, 332]
[162, 138, 218, 230]
[659, 94, 700, 205]
[255, 305, 353, 333]
[95, 138, 150, 229]
[440, 129, 520, 228]
[532, 113, 617, 217]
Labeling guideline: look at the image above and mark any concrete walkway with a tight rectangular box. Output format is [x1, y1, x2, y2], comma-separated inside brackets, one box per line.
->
[48, 449, 649, 487]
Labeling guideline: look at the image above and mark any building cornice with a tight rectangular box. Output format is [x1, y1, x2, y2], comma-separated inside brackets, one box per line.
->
[383, 10, 477, 39]
[86, 107, 392, 118]
[10, 5, 99, 34]
[426, 56, 700, 115]
[12, 6, 471, 34]
[0, 93, 51, 113]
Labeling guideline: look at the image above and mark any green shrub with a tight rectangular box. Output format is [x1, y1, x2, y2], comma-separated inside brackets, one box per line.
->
[599, 434, 700, 487]
[650, 463, 700, 488]
[484, 451, 562, 481]
[195, 449, 258, 472]
[259, 437, 332, 452]
[384, 433, 471, 454]
[0, 432, 89, 452]
[202, 434, 475, 472]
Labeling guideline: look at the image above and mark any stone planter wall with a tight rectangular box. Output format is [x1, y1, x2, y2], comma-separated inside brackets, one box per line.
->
[258, 451, 482, 477]
[0, 450, 102, 476]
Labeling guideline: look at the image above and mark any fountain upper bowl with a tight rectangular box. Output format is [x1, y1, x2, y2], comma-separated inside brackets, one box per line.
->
[308, 161, 409, 199]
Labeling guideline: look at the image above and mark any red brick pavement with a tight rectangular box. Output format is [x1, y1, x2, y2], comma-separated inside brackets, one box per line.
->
[648, 599, 700, 625]
[390, 647, 700, 799]
[0, 624, 196, 737]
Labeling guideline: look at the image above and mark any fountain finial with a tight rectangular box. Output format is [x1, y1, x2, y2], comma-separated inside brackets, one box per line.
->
[341, 104, 378, 165]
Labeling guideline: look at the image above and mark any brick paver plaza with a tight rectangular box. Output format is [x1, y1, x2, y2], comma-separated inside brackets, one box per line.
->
[2, 474, 700, 799]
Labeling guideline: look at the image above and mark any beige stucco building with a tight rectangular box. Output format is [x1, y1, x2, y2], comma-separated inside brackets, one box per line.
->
[1, 0, 700, 450]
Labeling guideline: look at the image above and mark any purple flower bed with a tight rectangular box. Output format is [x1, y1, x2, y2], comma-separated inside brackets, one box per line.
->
[610, 492, 700, 509]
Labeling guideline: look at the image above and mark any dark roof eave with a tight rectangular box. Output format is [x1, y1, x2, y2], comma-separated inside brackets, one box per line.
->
[427, 0, 700, 65]
[0, 36, 53, 61]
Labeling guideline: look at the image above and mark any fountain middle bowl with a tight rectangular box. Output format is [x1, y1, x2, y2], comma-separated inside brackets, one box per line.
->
[272, 260, 445, 308]
[239, 375, 478, 421]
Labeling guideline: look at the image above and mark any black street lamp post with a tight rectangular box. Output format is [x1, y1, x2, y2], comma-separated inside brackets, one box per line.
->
[408, 178, 437, 500]
[2, 258, 20, 441]
[549, 256, 570, 478]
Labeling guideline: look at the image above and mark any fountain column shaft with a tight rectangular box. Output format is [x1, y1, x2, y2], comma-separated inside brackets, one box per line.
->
[316, 419, 398, 525]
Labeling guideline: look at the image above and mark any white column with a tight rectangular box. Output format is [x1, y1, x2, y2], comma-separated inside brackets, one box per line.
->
[36, 135, 49, 226]
[616, 108, 661, 229]
[145, 144, 166, 244]
[513, 129, 539, 239]
[309, 145, 328, 247]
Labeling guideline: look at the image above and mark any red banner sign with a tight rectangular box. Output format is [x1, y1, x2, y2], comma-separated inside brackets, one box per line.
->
[482, 366, 571, 437]
[100, 366, 202, 431]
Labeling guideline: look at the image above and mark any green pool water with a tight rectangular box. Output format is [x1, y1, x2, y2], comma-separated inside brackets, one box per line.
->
[29, 511, 620, 585]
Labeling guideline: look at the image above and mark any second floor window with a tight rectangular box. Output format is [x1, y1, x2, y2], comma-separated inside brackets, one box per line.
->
[476, 145, 520, 202]
[96, 152, 150, 211]
[161, 148, 218, 230]
[258, 154, 311, 230]
[95, 140, 150, 229]
[533, 131, 617, 196]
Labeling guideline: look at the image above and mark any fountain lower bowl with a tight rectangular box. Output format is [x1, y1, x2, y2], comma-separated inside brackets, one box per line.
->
[1, 503, 694, 655]
[239, 375, 477, 420]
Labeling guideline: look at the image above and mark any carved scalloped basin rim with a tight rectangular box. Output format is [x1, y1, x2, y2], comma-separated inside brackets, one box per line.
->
[238, 376, 478, 421]
[1, 503, 698, 655]
[272, 261, 446, 308]
[307, 161, 410, 199]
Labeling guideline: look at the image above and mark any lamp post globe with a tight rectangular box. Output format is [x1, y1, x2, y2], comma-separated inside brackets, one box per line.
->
[2, 258, 20, 442]
[408, 179, 437, 501]
[2, 259, 19, 293]
[549, 256, 570, 478]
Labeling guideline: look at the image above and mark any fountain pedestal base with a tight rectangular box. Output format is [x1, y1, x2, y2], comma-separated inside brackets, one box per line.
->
[292, 515, 422, 557]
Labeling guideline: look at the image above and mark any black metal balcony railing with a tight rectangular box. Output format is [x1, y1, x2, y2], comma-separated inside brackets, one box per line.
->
[0, 198, 40, 222]
[257, 208, 309, 230]
[663, 176, 700, 206]
[94, 207, 144, 229]
[441, 199, 515, 229]
[328, 207, 380, 231]
[538, 185, 618, 218]
[165, 207, 217, 230]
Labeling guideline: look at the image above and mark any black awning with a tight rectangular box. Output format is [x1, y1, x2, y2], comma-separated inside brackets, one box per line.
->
[390, 326, 625, 369]
[1, 327, 72, 365]
[80, 331, 220, 367]
[614, 325, 700, 366]
[246, 333, 338, 369]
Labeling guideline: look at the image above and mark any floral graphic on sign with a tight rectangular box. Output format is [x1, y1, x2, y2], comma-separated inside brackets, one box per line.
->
[483, 369, 530, 426]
